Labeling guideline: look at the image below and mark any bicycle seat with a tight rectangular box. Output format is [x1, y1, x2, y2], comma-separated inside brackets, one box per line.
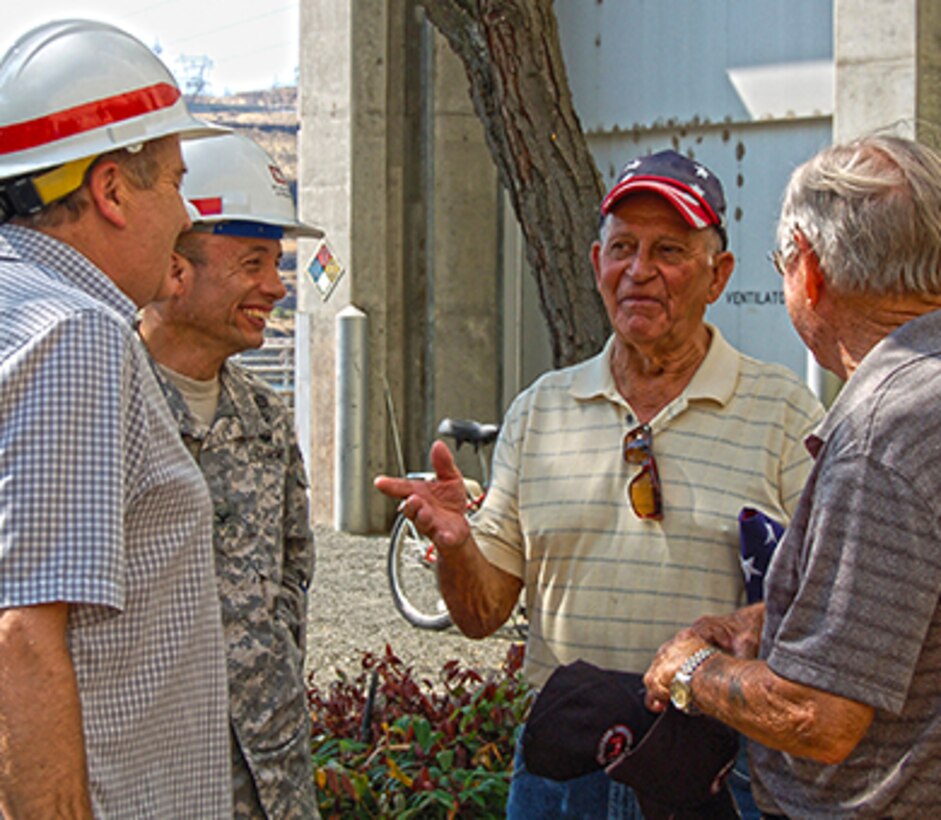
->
[437, 418, 500, 450]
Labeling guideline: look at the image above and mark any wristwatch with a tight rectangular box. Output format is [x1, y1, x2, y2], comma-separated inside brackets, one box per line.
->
[669, 646, 720, 714]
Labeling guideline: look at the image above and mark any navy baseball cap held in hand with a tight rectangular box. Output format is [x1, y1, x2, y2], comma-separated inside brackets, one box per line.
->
[522, 660, 739, 819]
[601, 149, 728, 249]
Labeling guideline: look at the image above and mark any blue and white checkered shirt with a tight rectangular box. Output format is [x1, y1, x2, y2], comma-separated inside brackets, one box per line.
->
[0, 225, 232, 818]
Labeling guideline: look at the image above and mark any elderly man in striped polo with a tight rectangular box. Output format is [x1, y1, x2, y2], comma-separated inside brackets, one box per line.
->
[377, 149, 823, 817]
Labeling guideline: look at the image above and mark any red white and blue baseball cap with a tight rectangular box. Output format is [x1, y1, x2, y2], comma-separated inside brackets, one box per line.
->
[601, 150, 728, 248]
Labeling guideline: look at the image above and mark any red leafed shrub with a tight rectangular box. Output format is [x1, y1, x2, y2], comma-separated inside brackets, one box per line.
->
[308, 642, 530, 818]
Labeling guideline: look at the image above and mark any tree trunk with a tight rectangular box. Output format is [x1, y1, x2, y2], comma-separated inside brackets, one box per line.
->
[418, 0, 610, 367]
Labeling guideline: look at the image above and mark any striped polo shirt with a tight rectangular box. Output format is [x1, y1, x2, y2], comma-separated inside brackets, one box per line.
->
[473, 327, 823, 687]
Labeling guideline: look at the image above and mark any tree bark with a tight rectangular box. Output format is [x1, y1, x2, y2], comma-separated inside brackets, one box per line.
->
[418, 0, 610, 367]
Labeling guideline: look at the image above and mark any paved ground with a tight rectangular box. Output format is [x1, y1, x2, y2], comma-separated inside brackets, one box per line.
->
[304, 524, 521, 689]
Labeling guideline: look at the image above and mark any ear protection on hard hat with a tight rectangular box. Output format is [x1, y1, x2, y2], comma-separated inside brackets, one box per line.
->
[0, 19, 226, 221]
[0, 155, 98, 222]
[182, 132, 322, 239]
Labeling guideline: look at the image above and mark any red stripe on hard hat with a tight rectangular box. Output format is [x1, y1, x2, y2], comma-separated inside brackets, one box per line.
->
[190, 197, 223, 215]
[0, 83, 182, 155]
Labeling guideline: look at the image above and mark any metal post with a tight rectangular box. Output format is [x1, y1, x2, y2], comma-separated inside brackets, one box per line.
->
[335, 305, 369, 532]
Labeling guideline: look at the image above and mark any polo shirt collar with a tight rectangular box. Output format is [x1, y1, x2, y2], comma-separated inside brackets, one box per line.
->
[571, 323, 739, 408]
[810, 308, 941, 454]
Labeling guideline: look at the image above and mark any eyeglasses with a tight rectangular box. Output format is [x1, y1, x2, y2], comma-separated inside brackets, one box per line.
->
[769, 249, 788, 277]
[769, 230, 802, 277]
[623, 423, 663, 520]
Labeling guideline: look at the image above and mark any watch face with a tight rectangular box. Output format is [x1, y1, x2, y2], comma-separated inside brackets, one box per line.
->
[670, 678, 691, 711]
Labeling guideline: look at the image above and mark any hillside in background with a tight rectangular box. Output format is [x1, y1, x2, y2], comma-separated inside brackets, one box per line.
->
[190, 88, 301, 337]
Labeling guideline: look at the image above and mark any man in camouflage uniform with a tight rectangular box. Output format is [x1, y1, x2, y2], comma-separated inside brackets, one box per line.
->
[139, 132, 323, 819]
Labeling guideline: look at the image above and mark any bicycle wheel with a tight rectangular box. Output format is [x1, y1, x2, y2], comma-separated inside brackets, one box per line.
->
[387, 513, 453, 630]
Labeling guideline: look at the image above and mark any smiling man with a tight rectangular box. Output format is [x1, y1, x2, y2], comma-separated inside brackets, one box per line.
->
[376, 149, 823, 817]
[139, 132, 323, 819]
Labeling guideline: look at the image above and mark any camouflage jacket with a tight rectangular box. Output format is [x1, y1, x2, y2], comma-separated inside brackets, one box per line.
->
[157, 361, 318, 819]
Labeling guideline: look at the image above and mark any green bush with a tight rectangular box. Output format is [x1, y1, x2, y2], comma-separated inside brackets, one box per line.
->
[308, 643, 530, 818]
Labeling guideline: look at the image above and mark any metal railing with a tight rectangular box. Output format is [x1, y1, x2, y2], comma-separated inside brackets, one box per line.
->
[233, 336, 295, 408]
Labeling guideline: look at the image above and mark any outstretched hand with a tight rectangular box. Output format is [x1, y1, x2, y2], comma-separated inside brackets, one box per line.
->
[374, 440, 472, 552]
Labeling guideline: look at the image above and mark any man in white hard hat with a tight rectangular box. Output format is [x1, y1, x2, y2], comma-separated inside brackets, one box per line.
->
[0, 20, 231, 818]
[139, 132, 323, 819]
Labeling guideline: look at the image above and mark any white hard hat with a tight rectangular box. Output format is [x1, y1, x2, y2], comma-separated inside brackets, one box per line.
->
[182, 132, 323, 239]
[0, 19, 224, 182]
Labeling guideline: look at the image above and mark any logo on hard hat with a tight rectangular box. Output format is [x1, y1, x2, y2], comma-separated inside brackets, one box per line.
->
[268, 164, 288, 186]
[267, 163, 292, 200]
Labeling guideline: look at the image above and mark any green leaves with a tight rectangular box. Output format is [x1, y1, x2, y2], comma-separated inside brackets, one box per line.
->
[309, 643, 529, 817]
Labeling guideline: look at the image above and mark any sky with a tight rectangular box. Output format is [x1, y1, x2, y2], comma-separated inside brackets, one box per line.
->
[1, 0, 300, 96]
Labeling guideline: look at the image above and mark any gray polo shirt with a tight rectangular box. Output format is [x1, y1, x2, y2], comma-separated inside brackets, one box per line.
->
[753, 309, 941, 817]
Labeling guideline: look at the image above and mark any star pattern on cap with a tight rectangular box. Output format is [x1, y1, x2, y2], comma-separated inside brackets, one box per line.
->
[694, 164, 710, 179]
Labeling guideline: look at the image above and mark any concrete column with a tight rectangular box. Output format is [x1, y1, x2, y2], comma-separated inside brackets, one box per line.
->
[297, 2, 503, 529]
[915, 1, 941, 149]
[298, 0, 403, 531]
[297, 0, 353, 525]
[426, 28, 502, 480]
[834, 0, 941, 143]
[835, 0, 917, 141]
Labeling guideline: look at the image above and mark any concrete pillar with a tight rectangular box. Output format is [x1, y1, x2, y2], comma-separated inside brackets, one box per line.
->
[835, 0, 917, 141]
[426, 28, 502, 480]
[835, 0, 941, 143]
[298, 0, 402, 531]
[297, 2, 503, 530]
[297, 0, 353, 525]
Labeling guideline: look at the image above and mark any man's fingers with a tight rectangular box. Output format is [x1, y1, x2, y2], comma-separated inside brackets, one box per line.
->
[374, 475, 414, 499]
[429, 440, 463, 482]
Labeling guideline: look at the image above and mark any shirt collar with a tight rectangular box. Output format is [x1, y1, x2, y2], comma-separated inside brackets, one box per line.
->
[809, 308, 941, 454]
[571, 323, 739, 408]
[0, 224, 138, 325]
[149, 358, 270, 441]
[216, 361, 269, 439]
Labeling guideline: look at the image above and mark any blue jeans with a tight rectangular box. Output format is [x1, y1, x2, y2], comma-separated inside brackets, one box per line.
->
[506, 731, 644, 820]
[508, 728, 753, 819]
[729, 736, 760, 820]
